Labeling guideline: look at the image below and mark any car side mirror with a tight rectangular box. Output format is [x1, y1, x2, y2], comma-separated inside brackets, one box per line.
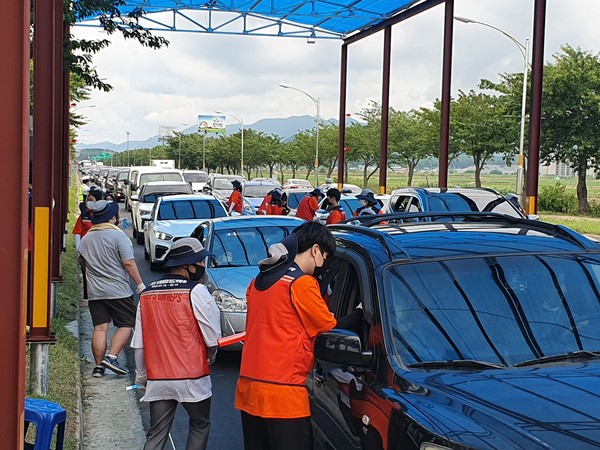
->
[203, 186, 212, 193]
[123, 180, 130, 185]
[131, 183, 138, 191]
[314, 329, 372, 368]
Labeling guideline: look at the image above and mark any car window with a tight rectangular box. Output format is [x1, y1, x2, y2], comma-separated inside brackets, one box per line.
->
[139, 173, 183, 186]
[117, 171, 129, 181]
[209, 226, 294, 267]
[384, 254, 600, 367]
[184, 172, 208, 183]
[158, 199, 227, 220]
[340, 198, 361, 217]
[287, 193, 307, 209]
[244, 184, 274, 198]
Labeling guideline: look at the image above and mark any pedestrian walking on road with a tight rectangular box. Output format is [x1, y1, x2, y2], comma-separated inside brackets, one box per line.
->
[228, 179, 244, 215]
[235, 221, 337, 450]
[78, 199, 145, 378]
[132, 238, 221, 450]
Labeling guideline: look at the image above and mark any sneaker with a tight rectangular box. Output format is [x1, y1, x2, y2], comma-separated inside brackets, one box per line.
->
[101, 355, 128, 375]
[92, 366, 105, 378]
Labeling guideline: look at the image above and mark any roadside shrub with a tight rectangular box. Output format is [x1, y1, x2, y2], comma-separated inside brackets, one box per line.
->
[538, 182, 577, 214]
[587, 201, 600, 218]
[489, 169, 503, 175]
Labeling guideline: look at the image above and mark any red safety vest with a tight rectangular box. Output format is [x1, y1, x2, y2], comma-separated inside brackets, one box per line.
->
[140, 280, 209, 380]
[240, 271, 316, 387]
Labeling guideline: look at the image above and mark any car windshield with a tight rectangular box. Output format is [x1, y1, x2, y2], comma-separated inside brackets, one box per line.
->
[244, 185, 275, 198]
[214, 178, 236, 190]
[184, 173, 208, 183]
[158, 199, 227, 220]
[140, 173, 183, 185]
[384, 253, 600, 367]
[209, 225, 296, 267]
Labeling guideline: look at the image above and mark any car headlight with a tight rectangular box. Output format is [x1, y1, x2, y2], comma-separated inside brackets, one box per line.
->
[213, 289, 247, 312]
[420, 443, 452, 450]
[154, 230, 173, 240]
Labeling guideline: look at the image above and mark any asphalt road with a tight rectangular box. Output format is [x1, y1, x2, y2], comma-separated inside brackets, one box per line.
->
[121, 203, 244, 450]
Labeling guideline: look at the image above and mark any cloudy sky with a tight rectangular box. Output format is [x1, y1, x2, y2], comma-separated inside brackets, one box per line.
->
[73, 0, 599, 145]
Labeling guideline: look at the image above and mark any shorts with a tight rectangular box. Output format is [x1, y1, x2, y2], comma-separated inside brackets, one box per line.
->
[88, 296, 136, 328]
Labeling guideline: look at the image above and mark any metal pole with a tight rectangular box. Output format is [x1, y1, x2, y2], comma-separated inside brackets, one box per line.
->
[202, 131, 206, 171]
[516, 37, 530, 206]
[278, 84, 320, 185]
[240, 117, 244, 176]
[178, 134, 182, 169]
[315, 98, 319, 187]
[126, 131, 130, 166]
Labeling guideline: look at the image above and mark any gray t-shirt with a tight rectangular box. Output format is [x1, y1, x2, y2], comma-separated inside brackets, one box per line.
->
[78, 226, 135, 300]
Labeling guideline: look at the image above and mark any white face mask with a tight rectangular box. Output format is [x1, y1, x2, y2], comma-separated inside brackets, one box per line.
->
[360, 200, 369, 207]
[86, 201, 96, 209]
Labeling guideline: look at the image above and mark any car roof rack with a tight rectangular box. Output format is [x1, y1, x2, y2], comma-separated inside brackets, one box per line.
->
[335, 212, 599, 251]
[328, 223, 409, 260]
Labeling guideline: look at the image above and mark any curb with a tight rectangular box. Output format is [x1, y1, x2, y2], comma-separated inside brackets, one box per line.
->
[78, 298, 146, 449]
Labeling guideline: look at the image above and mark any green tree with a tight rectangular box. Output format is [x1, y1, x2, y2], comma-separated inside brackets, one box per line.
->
[450, 90, 512, 187]
[388, 109, 437, 186]
[540, 45, 600, 213]
[345, 102, 381, 186]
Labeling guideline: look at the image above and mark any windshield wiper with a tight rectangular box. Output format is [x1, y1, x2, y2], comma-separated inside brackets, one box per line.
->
[513, 350, 600, 367]
[407, 359, 505, 370]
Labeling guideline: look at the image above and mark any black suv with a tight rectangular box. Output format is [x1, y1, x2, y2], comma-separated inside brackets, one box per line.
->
[310, 212, 600, 449]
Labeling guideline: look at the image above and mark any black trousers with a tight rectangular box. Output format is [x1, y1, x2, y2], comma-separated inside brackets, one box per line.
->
[144, 397, 211, 450]
[241, 411, 313, 450]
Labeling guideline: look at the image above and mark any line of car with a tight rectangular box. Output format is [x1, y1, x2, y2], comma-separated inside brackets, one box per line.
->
[108, 168, 600, 448]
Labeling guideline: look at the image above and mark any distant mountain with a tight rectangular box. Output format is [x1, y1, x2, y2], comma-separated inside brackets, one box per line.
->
[75, 115, 352, 152]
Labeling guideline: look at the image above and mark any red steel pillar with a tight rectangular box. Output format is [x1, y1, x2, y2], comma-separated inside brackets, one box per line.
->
[0, 0, 30, 446]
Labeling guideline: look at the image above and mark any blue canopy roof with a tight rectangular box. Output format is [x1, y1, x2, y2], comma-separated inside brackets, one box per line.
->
[78, 0, 421, 40]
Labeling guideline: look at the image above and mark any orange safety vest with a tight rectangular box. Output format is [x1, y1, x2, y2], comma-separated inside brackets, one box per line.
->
[326, 205, 346, 224]
[140, 278, 209, 381]
[295, 195, 318, 221]
[228, 190, 243, 214]
[257, 194, 272, 215]
[240, 271, 317, 387]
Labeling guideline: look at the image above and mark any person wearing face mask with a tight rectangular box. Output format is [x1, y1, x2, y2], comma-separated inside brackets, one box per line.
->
[235, 221, 338, 450]
[353, 188, 383, 217]
[131, 238, 221, 450]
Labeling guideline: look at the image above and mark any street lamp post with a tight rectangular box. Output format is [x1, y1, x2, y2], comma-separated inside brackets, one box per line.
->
[215, 111, 244, 176]
[126, 131, 130, 167]
[178, 123, 188, 170]
[279, 83, 320, 187]
[455, 16, 529, 206]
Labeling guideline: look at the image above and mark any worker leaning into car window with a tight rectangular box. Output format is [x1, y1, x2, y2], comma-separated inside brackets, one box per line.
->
[235, 222, 337, 450]
[325, 188, 346, 225]
[295, 188, 324, 221]
[227, 180, 244, 215]
[258, 187, 284, 215]
[265, 189, 287, 216]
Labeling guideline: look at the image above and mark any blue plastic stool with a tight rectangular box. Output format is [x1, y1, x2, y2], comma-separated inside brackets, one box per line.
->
[24, 398, 66, 450]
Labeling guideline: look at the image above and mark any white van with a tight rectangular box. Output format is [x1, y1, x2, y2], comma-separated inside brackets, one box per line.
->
[124, 167, 184, 211]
